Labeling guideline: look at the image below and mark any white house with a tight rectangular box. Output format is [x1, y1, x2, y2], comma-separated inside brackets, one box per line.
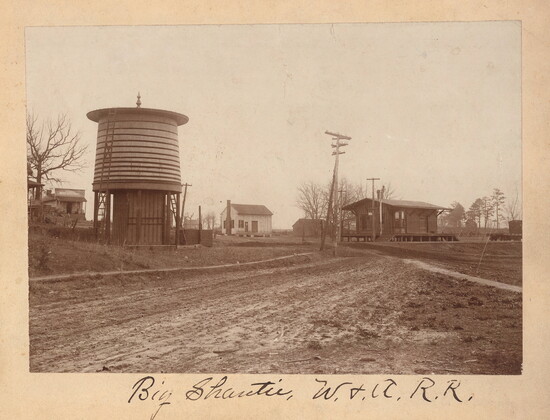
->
[220, 201, 273, 237]
[41, 188, 87, 216]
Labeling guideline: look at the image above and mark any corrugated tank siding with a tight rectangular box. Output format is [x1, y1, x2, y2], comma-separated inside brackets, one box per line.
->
[93, 112, 181, 191]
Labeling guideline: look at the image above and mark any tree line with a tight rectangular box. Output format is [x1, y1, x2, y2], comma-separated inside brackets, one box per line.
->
[440, 188, 522, 231]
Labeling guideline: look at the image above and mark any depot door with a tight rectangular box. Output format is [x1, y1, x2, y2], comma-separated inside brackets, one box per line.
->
[393, 210, 406, 234]
[251, 221, 258, 233]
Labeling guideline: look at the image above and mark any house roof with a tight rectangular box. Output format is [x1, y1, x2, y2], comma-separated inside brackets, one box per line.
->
[184, 219, 200, 227]
[27, 178, 43, 188]
[343, 198, 449, 211]
[292, 218, 323, 228]
[229, 204, 273, 216]
[49, 188, 87, 203]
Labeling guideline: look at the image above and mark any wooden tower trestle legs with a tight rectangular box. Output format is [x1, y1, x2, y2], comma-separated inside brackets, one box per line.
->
[167, 192, 181, 246]
[94, 109, 116, 243]
[93, 190, 111, 243]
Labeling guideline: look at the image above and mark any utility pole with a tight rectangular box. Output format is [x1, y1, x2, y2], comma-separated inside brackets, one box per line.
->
[325, 130, 351, 256]
[179, 183, 191, 245]
[320, 165, 336, 251]
[367, 177, 380, 242]
[180, 183, 192, 229]
[198, 205, 202, 244]
[379, 185, 385, 237]
[338, 188, 346, 240]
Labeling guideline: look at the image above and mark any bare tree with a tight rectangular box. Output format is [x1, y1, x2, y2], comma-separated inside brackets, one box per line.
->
[203, 211, 217, 229]
[27, 112, 88, 198]
[335, 177, 364, 228]
[506, 189, 522, 222]
[380, 182, 397, 200]
[296, 181, 327, 220]
[183, 212, 195, 228]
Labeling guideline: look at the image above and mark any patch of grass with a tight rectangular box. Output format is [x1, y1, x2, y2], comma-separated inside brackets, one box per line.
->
[27, 231, 315, 277]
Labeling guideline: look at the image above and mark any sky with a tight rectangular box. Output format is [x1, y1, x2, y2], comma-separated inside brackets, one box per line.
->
[25, 22, 521, 228]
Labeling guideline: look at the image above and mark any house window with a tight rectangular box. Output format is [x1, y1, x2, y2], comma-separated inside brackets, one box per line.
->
[231, 220, 235, 228]
[238, 220, 244, 228]
[223, 220, 226, 228]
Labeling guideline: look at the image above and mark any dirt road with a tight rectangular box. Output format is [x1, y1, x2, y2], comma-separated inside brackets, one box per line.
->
[29, 252, 521, 374]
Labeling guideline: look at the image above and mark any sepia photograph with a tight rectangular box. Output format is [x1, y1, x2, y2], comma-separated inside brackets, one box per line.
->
[26, 22, 522, 375]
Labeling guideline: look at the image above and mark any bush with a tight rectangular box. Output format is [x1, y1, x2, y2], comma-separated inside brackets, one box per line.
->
[37, 243, 51, 272]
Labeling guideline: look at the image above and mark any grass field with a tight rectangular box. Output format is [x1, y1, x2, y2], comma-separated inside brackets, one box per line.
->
[343, 241, 522, 286]
[27, 232, 312, 277]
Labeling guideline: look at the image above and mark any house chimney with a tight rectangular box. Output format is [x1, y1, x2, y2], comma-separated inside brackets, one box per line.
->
[226, 200, 231, 235]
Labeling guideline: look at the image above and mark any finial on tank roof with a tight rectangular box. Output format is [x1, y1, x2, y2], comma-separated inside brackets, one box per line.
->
[136, 92, 142, 108]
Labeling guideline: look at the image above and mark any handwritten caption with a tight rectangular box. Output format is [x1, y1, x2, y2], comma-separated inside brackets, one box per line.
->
[128, 375, 473, 418]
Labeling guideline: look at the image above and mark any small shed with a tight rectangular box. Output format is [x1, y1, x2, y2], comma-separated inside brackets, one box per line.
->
[292, 218, 323, 237]
[508, 220, 522, 235]
[184, 219, 200, 229]
[221, 201, 273, 237]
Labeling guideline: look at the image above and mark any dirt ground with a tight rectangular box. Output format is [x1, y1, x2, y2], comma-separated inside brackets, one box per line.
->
[29, 245, 522, 374]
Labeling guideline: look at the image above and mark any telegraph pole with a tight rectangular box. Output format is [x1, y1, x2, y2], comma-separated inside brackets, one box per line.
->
[320, 164, 336, 252]
[180, 183, 192, 229]
[379, 185, 385, 237]
[338, 188, 346, 240]
[367, 177, 380, 242]
[179, 183, 192, 245]
[326, 131, 351, 256]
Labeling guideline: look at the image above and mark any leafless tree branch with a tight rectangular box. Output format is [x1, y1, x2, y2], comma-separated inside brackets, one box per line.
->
[26, 112, 88, 197]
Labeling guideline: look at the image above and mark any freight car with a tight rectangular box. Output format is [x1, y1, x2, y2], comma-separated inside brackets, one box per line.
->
[489, 220, 522, 241]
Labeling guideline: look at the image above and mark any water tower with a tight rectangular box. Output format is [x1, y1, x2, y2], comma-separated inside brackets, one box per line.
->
[87, 94, 188, 245]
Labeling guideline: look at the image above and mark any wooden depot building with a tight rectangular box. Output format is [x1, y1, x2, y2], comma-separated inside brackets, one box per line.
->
[342, 198, 457, 242]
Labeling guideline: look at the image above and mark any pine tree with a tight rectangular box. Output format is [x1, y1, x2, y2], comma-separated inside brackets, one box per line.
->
[492, 188, 506, 229]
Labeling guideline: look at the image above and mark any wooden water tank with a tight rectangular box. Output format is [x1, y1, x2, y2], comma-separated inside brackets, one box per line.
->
[87, 107, 188, 193]
[87, 106, 188, 245]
